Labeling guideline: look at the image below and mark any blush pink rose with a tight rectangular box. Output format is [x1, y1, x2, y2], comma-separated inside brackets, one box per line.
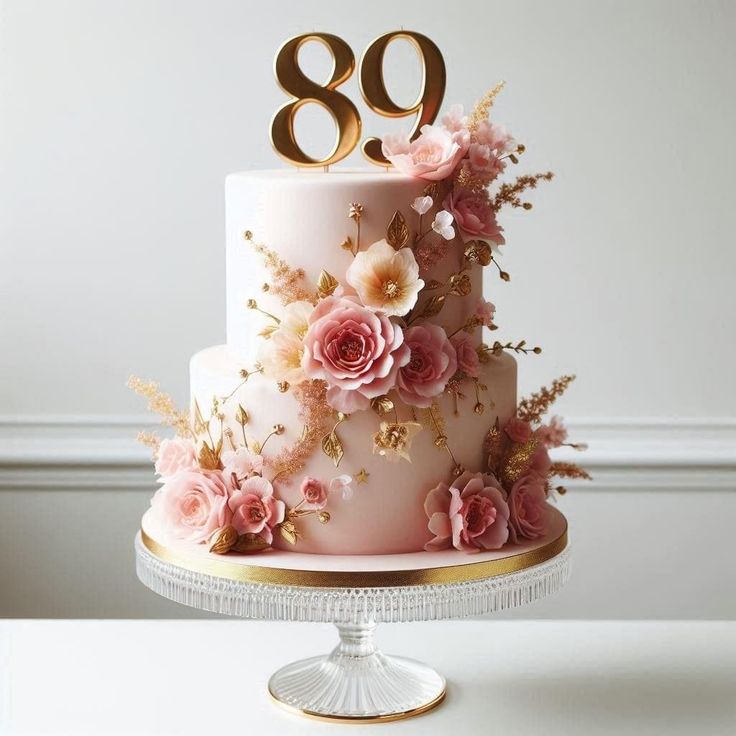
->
[382, 124, 468, 181]
[228, 476, 285, 545]
[396, 324, 457, 408]
[151, 470, 231, 543]
[154, 438, 198, 479]
[450, 332, 480, 378]
[424, 470, 510, 553]
[508, 471, 549, 542]
[474, 298, 496, 327]
[300, 477, 328, 509]
[221, 447, 264, 489]
[302, 295, 410, 413]
[505, 417, 533, 444]
[443, 188, 505, 245]
[536, 416, 568, 448]
[467, 143, 505, 179]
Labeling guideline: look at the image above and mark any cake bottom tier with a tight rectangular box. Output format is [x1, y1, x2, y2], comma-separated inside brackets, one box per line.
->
[190, 345, 517, 555]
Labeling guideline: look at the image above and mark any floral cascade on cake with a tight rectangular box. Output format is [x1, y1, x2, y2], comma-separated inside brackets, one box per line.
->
[131, 83, 590, 557]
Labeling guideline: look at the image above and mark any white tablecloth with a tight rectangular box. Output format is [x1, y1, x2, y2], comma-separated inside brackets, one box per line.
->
[1, 620, 734, 735]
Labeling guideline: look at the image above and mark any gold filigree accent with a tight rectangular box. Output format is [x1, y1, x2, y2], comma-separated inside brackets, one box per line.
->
[386, 210, 409, 250]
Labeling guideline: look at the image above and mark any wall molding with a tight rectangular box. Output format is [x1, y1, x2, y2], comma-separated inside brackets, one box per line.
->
[0, 415, 734, 491]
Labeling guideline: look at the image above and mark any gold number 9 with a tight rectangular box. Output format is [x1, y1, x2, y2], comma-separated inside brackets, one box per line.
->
[359, 31, 446, 167]
[270, 33, 361, 168]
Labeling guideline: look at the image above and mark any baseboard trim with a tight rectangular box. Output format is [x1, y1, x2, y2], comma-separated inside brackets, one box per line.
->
[0, 415, 734, 491]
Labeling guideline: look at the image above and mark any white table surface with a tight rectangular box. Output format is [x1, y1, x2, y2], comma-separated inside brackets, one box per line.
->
[1, 620, 734, 735]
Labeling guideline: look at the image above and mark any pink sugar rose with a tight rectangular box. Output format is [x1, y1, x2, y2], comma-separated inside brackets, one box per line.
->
[443, 188, 505, 245]
[424, 470, 510, 553]
[508, 471, 549, 542]
[300, 476, 328, 509]
[475, 120, 515, 154]
[151, 469, 231, 543]
[474, 298, 496, 327]
[302, 295, 410, 413]
[536, 416, 568, 448]
[441, 103, 468, 133]
[450, 332, 480, 378]
[505, 417, 533, 444]
[228, 476, 285, 545]
[221, 447, 264, 489]
[468, 143, 505, 179]
[382, 124, 468, 181]
[396, 324, 457, 408]
[154, 438, 198, 479]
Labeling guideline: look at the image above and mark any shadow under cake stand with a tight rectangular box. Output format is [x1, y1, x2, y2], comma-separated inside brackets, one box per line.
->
[135, 509, 570, 723]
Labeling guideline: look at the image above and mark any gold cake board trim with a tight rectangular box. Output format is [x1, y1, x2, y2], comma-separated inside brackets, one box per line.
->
[140, 521, 567, 589]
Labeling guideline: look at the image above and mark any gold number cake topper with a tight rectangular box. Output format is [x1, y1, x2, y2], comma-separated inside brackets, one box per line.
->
[270, 31, 446, 168]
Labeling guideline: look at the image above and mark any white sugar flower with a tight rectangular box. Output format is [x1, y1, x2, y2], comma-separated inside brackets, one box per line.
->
[431, 210, 455, 240]
[257, 300, 314, 384]
[411, 196, 433, 216]
[346, 239, 424, 317]
[329, 474, 355, 501]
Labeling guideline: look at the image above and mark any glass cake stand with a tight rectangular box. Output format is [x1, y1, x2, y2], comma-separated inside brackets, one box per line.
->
[135, 518, 570, 723]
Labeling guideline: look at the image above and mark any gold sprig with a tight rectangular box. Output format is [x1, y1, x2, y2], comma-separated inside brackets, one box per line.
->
[467, 81, 505, 133]
[492, 171, 554, 212]
[245, 231, 315, 305]
[348, 202, 364, 254]
[484, 340, 542, 357]
[549, 462, 592, 481]
[136, 431, 161, 454]
[517, 375, 576, 424]
[127, 376, 192, 438]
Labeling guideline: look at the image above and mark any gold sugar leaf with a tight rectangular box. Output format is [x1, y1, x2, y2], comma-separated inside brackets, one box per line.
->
[386, 210, 409, 250]
[235, 404, 249, 426]
[258, 323, 279, 339]
[340, 236, 354, 252]
[501, 437, 539, 487]
[317, 270, 339, 298]
[198, 441, 221, 470]
[419, 294, 446, 319]
[232, 533, 270, 554]
[321, 429, 344, 467]
[370, 395, 394, 417]
[423, 279, 444, 290]
[464, 240, 492, 266]
[279, 521, 298, 546]
[448, 273, 472, 297]
[209, 525, 238, 555]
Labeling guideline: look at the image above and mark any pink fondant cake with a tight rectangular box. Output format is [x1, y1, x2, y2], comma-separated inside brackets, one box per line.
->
[130, 63, 588, 559]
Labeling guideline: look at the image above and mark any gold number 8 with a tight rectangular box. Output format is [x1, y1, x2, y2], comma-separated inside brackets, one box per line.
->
[270, 33, 362, 168]
[360, 31, 446, 167]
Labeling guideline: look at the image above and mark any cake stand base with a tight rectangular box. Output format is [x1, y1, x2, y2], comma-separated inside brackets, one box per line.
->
[268, 622, 446, 722]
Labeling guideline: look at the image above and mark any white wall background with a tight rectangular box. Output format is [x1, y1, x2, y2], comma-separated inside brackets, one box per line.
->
[1, 0, 734, 618]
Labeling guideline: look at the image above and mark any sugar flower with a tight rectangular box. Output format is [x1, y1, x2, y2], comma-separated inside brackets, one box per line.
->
[467, 143, 505, 179]
[396, 324, 457, 408]
[504, 417, 533, 444]
[151, 470, 231, 543]
[302, 295, 410, 413]
[221, 447, 264, 489]
[154, 437, 198, 479]
[411, 196, 433, 215]
[382, 124, 468, 181]
[346, 239, 424, 317]
[258, 300, 314, 385]
[444, 188, 505, 245]
[474, 298, 496, 327]
[372, 421, 422, 462]
[536, 416, 568, 448]
[424, 470, 510, 553]
[300, 476, 328, 509]
[431, 210, 455, 240]
[228, 476, 285, 545]
[475, 120, 515, 154]
[441, 103, 468, 134]
[508, 471, 549, 542]
[329, 474, 355, 501]
[450, 332, 480, 378]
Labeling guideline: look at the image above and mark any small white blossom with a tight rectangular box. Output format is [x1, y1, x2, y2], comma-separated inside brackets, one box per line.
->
[329, 474, 355, 501]
[411, 196, 433, 216]
[431, 210, 455, 240]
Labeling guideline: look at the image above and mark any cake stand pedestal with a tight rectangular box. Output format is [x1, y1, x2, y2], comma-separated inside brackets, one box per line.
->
[135, 519, 570, 723]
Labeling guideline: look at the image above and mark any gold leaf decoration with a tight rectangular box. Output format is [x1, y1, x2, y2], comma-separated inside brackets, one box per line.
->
[370, 395, 394, 417]
[464, 240, 492, 266]
[231, 533, 270, 554]
[321, 429, 344, 467]
[501, 437, 539, 487]
[317, 270, 340, 298]
[198, 441, 221, 470]
[448, 273, 472, 296]
[235, 404, 249, 426]
[279, 521, 298, 545]
[549, 462, 592, 481]
[418, 294, 446, 319]
[209, 525, 238, 555]
[386, 210, 409, 250]
[423, 279, 444, 290]
[340, 236, 354, 252]
[258, 323, 279, 339]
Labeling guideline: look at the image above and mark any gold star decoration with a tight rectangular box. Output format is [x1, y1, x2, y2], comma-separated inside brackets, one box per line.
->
[355, 468, 370, 484]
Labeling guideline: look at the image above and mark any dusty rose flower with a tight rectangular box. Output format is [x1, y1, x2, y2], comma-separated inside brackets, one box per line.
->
[300, 476, 328, 509]
[346, 239, 424, 317]
[444, 188, 505, 245]
[474, 298, 496, 327]
[475, 120, 515, 153]
[151, 470, 231, 543]
[154, 438, 198, 479]
[411, 195, 433, 215]
[228, 476, 285, 545]
[431, 210, 455, 240]
[221, 447, 264, 489]
[382, 124, 468, 181]
[396, 325, 457, 408]
[468, 142, 505, 178]
[302, 295, 410, 413]
[529, 445, 552, 476]
[505, 417, 533, 444]
[536, 416, 568, 448]
[451, 333, 480, 377]
[441, 103, 468, 133]
[508, 471, 549, 542]
[424, 470, 509, 553]
[258, 300, 313, 384]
